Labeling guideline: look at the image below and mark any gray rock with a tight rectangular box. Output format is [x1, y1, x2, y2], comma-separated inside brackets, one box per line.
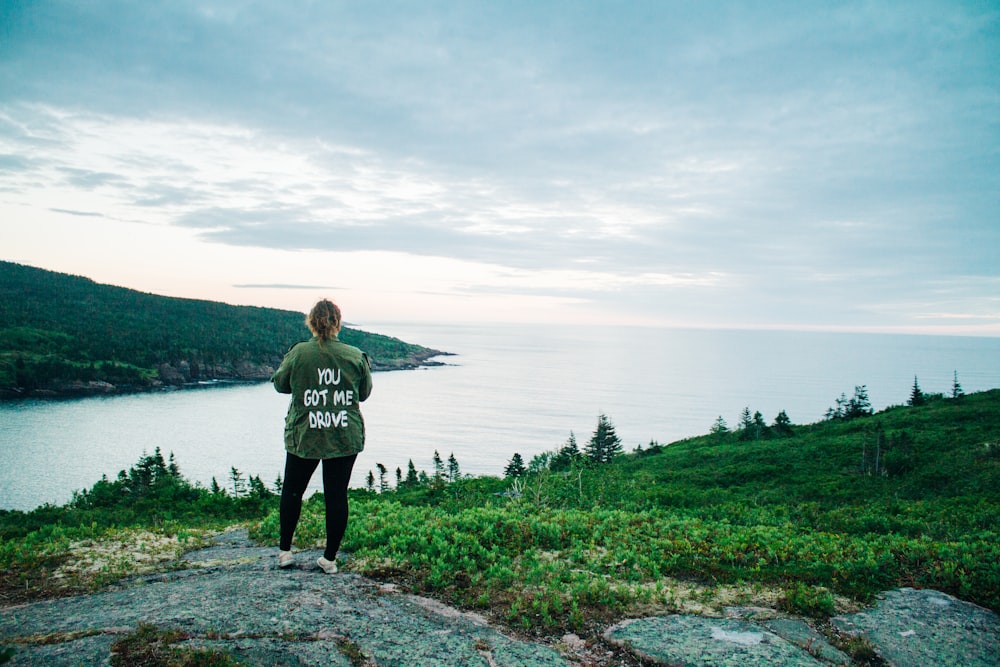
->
[605, 615, 826, 666]
[831, 587, 1000, 667]
[763, 618, 852, 665]
[0, 529, 567, 667]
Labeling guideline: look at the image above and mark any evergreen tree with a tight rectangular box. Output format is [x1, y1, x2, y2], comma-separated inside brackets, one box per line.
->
[395, 466, 403, 488]
[447, 453, 461, 482]
[772, 410, 793, 437]
[211, 476, 222, 495]
[563, 431, 580, 457]
[832, 393, 849, 420]
[229, 467, 246, 498]
[504, 453, 526, 478]
[168, 451, 181, 478]
[152, 447, 168, 478]
[551, 431, 582, 471]
[273, 474, 283, 494]
[952, 371, 964, 399]
[405, 459, 419, 487]
[248, 475, 269, 498]
[845, 385, 873, 419]
[909, 376, 925, 407]
[752, 410, 770, 441]
[586, 413, 622, 464]
[432, 450, 445, 481]
[710, 415, 729, 438]
[366, 470, 376, 492]
[740, 405, 753, 431]
[376, 463, 388, 493]
[738, 407, 755, 441]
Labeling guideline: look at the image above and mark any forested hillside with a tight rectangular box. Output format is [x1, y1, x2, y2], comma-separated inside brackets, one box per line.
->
[0, 261, 445, 398]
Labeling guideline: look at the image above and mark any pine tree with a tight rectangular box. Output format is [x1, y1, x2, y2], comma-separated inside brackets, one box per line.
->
[586, 413, 622, 464]
[229, 467, 246, 498]
[405, 459, 419, 487]
[551, 431, 582, 471]
[504, 453, 526, 478]
[273, 474, 283, 494]
[834, 394, 848, 419]
[752, 411, 770, 441]
[395, 467, 403, 487]
[772, 410, 793, 437]
[563, 431, 580, 457]
[710, 415, 729, 438]
[952, 371, 964, 399]
[249, 475, 268, 498]
[210, 476, 222, 495]
[376, 463, 388, 493]
[447, 453, 461, 482]
[845, 385, 873, 419]
[366, 470, 376, 492]
[909, 376, 925, 407]
[738, 407, 755, 441]
[168, 451, 181, 478]
[152, 447, 168, 479]
[432, 450, 445, 481]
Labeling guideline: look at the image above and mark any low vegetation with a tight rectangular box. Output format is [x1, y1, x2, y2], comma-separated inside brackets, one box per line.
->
[254, 388, 1000, 634]
[0, 449, 277, 604]
[2, 387, 997, 644]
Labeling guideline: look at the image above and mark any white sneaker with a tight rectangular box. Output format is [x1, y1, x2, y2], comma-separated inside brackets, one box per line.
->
[278, 550, 294, 569]
[317, 556, 338, 574]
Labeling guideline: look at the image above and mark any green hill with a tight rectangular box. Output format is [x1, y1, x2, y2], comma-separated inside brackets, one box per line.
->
[0, 261, 445, 398]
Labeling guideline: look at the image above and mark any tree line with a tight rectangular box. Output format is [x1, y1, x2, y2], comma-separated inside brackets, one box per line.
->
[0, 448, 278, 541]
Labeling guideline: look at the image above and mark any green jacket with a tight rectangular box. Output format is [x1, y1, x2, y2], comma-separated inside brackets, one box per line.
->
[272, 335, 373, 459]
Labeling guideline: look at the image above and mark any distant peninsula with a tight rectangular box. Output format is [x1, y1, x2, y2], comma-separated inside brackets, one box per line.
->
[0, 261, 449, 399]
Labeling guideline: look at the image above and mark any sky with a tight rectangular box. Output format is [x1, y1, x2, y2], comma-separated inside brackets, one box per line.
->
[1, 1, 998, 334]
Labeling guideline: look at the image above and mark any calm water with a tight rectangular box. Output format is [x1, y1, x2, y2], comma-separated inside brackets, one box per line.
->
[2, 324, 999, 510]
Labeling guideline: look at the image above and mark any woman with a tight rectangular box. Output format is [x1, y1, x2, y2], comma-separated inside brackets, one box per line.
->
[272, 299, 373, 573]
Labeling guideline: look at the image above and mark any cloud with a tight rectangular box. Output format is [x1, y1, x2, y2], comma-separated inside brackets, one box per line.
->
[1, 1, 998, 331]
[233, 284, 338, 290]
[48, 208, 103, 217]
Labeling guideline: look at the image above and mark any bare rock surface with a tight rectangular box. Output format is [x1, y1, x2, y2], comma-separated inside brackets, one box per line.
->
[605, 615, 827, 666]
[605, 587, 998, 666]
[0, 529, 566, 666]
[831, 587, 999, 667]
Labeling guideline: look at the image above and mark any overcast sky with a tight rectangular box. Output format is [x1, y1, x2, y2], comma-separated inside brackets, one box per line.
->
[1, 1, 998, 333]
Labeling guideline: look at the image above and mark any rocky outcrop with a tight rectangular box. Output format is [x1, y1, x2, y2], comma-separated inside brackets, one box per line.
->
[605, 589, 999, 666]
[832, 588, 999, 666]
[157, 360, 277, 385]
[0, 529, 567, 667]
[369, 349, 451, 372]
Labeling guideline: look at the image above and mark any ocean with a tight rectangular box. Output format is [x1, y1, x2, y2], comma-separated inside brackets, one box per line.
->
[2, 323, 998, 511]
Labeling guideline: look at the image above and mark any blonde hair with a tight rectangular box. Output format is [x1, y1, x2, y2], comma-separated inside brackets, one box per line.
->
[306, 299, 342, 341]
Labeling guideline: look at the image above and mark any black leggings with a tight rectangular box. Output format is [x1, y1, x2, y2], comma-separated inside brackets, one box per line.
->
[279, 452, 358, 560]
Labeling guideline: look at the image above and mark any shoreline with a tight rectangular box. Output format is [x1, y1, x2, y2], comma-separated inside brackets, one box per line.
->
[0, 351, 455, 402]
